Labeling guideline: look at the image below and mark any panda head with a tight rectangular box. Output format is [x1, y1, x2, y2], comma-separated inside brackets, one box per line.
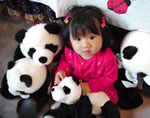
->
[51, 76, 82, 105]
[6, 58, 47, 99]
[15, 23, 63, 66]
[121, 31, 150, 73]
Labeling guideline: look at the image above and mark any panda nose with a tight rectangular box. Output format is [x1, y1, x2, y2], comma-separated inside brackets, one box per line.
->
[51, 88, 55, 92]
[39, 57, 47, 63]
[20, 75, 32, 87]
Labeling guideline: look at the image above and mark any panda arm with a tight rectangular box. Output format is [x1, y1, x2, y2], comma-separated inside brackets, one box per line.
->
[43, 104, 66, 118]
[43, 108, 58, 118]
[1, 74, 16, 99]
[77, 96, 93, 118]
[14, 45, 25, 60]
[143, 76, 150, 86]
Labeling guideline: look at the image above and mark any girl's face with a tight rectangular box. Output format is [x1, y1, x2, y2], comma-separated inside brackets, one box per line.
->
[70, 30, 103, 59]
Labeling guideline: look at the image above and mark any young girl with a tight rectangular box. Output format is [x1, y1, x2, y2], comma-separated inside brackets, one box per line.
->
[54, 5, 118, 105]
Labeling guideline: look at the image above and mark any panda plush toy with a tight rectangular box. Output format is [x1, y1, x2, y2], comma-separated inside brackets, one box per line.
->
[14, 22, 62, 66]
[114, 31, 150, 110]
[120, 31, 150, 95]
[1, 58, 51, 118]
[43, 76, 120, 118]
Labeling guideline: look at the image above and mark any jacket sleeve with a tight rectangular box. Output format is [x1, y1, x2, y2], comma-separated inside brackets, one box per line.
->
[55, 51, 72, 76]
[88, 56, 118, 92]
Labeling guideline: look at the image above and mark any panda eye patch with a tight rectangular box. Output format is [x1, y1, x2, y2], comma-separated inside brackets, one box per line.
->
[63, 86, 71, 94]
[45, 44, 58, 53]
[28, 48, 36, 58]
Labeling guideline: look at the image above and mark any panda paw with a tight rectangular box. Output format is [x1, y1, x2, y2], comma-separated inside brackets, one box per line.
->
[51, 102, 61, 110]
[43, 115, 54, 118]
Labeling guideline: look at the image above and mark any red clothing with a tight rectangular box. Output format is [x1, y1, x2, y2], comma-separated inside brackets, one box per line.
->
[56, 47, 118, 104]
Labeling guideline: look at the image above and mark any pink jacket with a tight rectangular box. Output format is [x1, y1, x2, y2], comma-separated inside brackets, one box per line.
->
[56, 47, 118, 104]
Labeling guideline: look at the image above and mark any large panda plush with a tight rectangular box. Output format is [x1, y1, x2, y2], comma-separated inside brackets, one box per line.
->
[43, 76, 120, 118]
[1, 58, 51, 118]
[120, 31, 150, 94]
[14, 23, 62, 66]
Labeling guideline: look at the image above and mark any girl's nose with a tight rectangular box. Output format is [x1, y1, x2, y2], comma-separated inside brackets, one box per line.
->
[83, 39, 90, 48]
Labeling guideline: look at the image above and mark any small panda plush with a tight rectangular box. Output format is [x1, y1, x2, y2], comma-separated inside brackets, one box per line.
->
[1, 58, 51, 117]
[14, 23, 62, 66]
[120, 31, 150, 94]
[43, 76, 120, 118]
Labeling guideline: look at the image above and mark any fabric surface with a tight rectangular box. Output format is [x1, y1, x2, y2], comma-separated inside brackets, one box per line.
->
[31, 0, 150, 32]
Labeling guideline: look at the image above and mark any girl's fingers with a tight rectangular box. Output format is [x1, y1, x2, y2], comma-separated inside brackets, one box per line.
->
[54, 76, 61, 85]
[54, 71, 66, 85]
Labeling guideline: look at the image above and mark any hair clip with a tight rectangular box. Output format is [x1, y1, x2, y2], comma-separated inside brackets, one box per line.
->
[64, 12, 71, 24]
[101, 16, 106, 28]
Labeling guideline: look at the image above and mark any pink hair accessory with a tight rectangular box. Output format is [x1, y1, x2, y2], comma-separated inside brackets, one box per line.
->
[101, 16, 106, 28]
[64, 12, 71, 24]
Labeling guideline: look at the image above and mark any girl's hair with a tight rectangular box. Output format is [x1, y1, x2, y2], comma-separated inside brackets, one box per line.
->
[62, 5, 113, 51]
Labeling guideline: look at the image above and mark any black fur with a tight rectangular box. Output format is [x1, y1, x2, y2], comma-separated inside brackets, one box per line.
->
[114, 68, 143, 109]
[101, 101, 120, 118]
[45, 44, 58, 53]
[8, 61, 15, 69]
[14, 46, 25, 60]
[122, 46, 138, 59]
[44, 23, 61, 34]
[43, 96, 93, 118]
[15, 29, 26, 43]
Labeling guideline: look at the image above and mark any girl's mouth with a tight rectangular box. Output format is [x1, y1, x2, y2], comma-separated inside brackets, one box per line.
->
[83, 50, 90, 55]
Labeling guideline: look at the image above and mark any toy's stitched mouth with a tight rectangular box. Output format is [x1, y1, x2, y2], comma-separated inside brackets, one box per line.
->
[17, 91, 28, 95]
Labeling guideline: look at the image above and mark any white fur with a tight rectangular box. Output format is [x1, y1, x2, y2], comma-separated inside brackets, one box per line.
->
[20, 23, 62, 65]
[43, 115, 54, 118]
[51, 77, 82, 104]
[7, 58, 47, 98]
[51, 102, 61, 110]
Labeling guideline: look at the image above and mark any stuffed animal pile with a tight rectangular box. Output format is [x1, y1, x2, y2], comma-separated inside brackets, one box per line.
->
[0, 22, 62, 118]
[43, 76, 120, 118]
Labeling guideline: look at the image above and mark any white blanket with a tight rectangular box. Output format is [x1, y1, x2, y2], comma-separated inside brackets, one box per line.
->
[30, 0, 150, 32]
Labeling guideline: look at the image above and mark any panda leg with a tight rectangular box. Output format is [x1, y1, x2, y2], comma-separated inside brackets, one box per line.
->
[17, 99, 37, 118]
[43, 109, 57, 118]
[17, 95, 50, 118]
[0, 74, 17, 99]
[101, 101, 120, 118]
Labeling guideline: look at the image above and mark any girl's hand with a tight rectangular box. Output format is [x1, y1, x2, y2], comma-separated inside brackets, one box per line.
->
[80, 82, 91, 95]
[54, 71, 66, 85]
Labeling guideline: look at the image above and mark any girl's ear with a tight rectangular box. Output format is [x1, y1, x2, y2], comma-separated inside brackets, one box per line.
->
[15, 29, 27, 43]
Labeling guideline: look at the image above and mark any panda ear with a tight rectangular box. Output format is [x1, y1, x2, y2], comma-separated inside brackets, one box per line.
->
[72, 76, 80, 86]
[8, 61, 15, 70]
[44, 23, 61, 34]
[15, 29, 27, 43]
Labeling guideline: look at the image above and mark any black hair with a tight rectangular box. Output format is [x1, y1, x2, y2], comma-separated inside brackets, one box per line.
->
[62, 5, 113, 51]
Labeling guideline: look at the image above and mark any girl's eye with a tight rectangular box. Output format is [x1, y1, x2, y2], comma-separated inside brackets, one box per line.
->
[89, 36, 95, 40]
[76, 38, 81, 41]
